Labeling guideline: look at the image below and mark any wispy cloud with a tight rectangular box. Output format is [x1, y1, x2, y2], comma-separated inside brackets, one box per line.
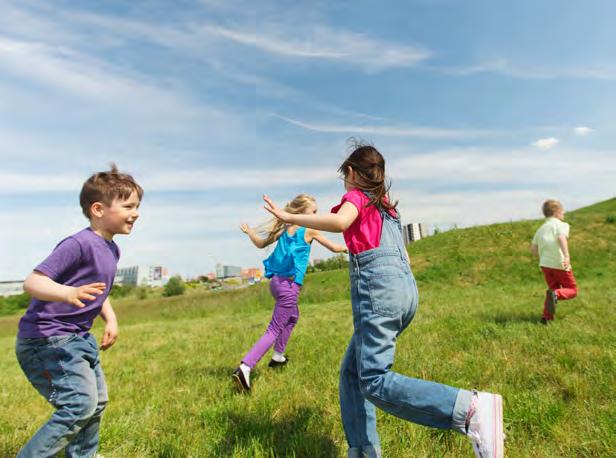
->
[531, 137, 559, 150]
[273, 114, 494, 139]
[201, 24, 431, 69]
[573, 126, 593, 136]
[0, 167, 334, 194]
[440, 58, 616, 81]
[0, 35, 209, 122]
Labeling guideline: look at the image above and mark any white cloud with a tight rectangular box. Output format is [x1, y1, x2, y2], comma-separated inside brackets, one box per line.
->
[0, 167, 334, 194]
[201, 24, 431, 69]
[531, 137, 559, 150]
[440, 59, 616, 81]
[573, 126, 593, 136]
[273, 114, 494, 139]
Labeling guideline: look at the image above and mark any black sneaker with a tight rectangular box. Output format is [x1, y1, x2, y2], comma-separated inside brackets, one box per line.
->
[545, 289, 557, 317]
[232, 367, 250, 392]
[268, 357, 288, 368]
[540, 317, 549, 325]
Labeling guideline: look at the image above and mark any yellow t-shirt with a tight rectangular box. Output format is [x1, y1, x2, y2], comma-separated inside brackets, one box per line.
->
[532, 217, 570, 270]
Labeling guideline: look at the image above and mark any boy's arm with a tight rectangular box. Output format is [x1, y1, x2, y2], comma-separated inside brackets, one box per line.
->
[100, 297, 119, 350]
[309, 230, 348, 253]
[530, 243, 539, 258]
[264, 195, 358, 233]
[240, 224, 273, 249]
[23, 271, 106, 308]
[557, 235, 571, 270]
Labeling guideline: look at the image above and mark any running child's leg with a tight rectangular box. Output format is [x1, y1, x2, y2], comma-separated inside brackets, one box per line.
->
[353, 310, 469, 432]
[555, 269, 577, 300]
[65, 334, 108, 458]
[339, 334, 381, 458]
[541, 267, 561, 320]
[242, 305, 290, 368]
[16, 335, 102, 458]
[273, 307, 298, 355]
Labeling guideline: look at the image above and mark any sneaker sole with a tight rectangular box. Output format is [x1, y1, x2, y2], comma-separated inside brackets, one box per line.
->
[232, 372, 249, 393]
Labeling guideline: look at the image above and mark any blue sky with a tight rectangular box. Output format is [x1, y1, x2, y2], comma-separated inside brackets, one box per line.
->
[1, 0, 615, 280]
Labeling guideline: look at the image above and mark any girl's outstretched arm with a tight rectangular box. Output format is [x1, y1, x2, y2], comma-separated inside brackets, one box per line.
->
[240, 223, 273, 249]
[263, 195, 358, 233]
[307, 229, 348, 253]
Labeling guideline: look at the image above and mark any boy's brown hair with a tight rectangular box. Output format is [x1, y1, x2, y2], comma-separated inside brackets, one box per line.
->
[542, 199, 563, 217]
[80, 163, 144, 219]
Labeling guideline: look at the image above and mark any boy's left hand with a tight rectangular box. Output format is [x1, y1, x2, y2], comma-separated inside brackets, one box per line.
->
[101, 321, 119, 350]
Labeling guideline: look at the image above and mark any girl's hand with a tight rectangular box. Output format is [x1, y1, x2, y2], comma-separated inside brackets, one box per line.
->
[101, 320, 119, 350]
[338, 245, 349, 254]
[66, 282, 106, 308]
[263, 194, 293, 223]
[240, 223, 251, 234]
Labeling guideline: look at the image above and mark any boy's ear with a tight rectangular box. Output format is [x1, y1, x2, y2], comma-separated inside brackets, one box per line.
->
[90, 202, 105, 218]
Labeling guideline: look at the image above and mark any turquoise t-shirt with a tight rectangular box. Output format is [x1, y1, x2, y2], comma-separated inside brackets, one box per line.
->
[263, 227, 311, 285]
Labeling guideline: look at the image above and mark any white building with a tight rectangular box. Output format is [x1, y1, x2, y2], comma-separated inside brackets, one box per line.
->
[115, 265, 169, 287]
[0, 280, 24, 297]
[216, 264, 242, 279]
[402, 223, 427, 245]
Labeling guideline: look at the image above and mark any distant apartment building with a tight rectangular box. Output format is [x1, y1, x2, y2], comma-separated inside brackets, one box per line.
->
[216, 264, 242, 279]
[115, 265, 169, 287]
[0, 280, 24, 297]
[402, 223, 428, 245]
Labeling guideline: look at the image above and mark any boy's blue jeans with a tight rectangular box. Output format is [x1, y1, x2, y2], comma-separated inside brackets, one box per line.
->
[341, 246, 472, 458]
[15, 333, 108, 458]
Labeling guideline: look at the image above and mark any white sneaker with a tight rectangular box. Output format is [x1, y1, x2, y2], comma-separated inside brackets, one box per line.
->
[467, 391, 504, 458]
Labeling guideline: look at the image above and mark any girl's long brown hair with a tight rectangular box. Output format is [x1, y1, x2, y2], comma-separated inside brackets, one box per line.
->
[259, 194, 317, 245]
[338, 140, 397, 211]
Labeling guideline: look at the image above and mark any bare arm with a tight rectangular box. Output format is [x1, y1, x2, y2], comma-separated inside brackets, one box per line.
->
[23, 271, 106, 308]
[308, 230, 348, 253]
[264, 195, 358, 233]
[557, 235, 571, 269]
[240, 224, 274, 249]
[100, 298, 118, 350]
[530, 243, 539, 258]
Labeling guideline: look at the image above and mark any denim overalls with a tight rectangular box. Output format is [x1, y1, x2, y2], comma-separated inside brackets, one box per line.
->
[340, 201, 472, 458]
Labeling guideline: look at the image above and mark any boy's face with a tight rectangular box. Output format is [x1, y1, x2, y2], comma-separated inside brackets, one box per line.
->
[96, 191, 141, 235]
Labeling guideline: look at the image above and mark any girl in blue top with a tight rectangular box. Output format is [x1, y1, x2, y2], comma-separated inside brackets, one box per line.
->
[233, 194, 346, 392]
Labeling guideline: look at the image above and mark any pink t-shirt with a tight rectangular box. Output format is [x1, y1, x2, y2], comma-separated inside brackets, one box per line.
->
[331, 188, 398, 255]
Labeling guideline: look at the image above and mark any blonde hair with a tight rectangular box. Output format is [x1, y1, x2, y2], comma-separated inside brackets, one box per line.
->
[260, 194, 316, 245]
[542, 199, 563, 217]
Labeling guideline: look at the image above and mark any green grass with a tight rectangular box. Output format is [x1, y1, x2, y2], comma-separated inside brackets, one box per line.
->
[1, 198, 615, 457]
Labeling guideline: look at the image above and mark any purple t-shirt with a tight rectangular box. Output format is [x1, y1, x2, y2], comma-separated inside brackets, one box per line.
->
[18, 228, 120, 338]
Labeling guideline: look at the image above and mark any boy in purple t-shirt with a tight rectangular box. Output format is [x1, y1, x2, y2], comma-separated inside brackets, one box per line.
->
[15, 164, 143, 458]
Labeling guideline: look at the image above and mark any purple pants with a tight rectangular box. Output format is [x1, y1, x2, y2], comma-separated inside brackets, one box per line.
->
[242, 276, 300, 368]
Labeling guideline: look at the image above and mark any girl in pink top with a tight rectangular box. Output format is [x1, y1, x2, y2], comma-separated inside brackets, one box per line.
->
[263, 143, 504, 458]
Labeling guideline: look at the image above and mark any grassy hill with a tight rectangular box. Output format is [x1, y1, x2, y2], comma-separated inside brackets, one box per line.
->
[1, 198, 614, 457]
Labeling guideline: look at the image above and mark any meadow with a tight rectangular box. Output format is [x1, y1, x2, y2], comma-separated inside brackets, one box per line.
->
[0, 199, 614, 457]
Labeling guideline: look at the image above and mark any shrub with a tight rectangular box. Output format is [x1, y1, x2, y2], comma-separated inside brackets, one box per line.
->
[163, 276, 186, 297]
[0, 293, 31, 316]
[606, 215, 616, 224]
[110, 284, 136, 299]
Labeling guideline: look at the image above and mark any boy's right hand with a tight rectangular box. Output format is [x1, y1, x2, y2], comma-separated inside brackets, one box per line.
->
[240, 223, 251, 234]
[66, 283, 106, 308]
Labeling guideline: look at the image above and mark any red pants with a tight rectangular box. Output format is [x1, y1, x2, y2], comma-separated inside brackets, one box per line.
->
[541, 267, 578, 320]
